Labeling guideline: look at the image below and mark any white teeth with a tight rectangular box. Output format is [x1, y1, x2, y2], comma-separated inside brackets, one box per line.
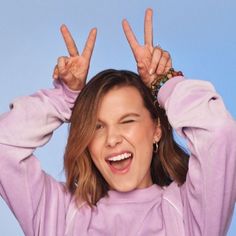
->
[108, 152, 132, 162]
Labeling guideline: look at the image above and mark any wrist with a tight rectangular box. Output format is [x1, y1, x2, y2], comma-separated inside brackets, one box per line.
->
[150, 68, 184, 98]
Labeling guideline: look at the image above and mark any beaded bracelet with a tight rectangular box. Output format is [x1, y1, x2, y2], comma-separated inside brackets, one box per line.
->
[150, 68, 183, 98]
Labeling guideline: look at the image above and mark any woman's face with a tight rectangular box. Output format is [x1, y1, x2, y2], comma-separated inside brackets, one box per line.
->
[88, 86, 161, 192]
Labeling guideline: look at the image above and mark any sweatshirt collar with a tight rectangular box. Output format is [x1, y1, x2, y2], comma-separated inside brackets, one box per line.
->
[99, 184, 163, 204]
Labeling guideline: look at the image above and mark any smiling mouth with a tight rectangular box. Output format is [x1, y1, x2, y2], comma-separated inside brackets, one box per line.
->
[106, 152, 133, 174]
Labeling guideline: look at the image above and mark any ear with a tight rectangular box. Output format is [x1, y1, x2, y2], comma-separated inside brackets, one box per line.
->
[153, 118, 162, 143]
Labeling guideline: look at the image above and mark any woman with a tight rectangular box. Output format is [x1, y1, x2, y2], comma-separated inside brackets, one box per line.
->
[0, 9, 235, 236]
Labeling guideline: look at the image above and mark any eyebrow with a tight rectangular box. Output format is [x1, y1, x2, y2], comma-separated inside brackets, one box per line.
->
[119, 113, 141, 120]
[97, 113, 141, 123]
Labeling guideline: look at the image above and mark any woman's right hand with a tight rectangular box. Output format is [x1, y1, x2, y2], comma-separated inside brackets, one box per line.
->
[53, 25, 97, 91]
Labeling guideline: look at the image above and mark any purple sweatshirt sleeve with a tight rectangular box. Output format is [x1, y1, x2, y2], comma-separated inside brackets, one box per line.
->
[0, 80, 79, 236]
[158, 77, 236, 236]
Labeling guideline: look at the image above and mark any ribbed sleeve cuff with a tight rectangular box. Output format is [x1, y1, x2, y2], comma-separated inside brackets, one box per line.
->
[157, 76, 185, 108]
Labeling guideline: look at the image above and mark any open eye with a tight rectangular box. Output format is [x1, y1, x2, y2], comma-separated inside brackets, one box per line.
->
[95, 123, 104, 130]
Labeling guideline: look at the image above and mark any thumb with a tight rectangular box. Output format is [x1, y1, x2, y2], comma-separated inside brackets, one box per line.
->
[53, 65, 59, 79]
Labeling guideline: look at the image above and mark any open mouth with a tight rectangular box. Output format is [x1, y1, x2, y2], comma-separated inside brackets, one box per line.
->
[106, 152, 133, 174]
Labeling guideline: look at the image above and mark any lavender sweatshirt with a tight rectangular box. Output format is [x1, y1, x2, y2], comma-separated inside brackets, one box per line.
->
[0, 77, 235, 236]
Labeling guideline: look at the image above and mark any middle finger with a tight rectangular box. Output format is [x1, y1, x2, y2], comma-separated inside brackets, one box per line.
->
[144, 8, 153, 46]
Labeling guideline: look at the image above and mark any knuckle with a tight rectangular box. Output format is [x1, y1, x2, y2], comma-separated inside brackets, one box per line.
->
[157, 65, 165, 74]
[154, 46, 162, 53]
[57, 56, 64, 62]
[162, 51, 170, 59]
[58, 67, 67, 75]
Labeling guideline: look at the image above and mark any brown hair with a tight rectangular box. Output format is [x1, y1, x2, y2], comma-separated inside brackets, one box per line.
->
[64, 69, 189, 206]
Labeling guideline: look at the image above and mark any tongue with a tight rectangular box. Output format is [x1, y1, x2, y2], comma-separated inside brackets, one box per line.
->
[110, 158, 131, 170]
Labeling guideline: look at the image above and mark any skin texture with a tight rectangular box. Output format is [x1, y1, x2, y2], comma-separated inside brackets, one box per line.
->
[88, 86, 162, 192]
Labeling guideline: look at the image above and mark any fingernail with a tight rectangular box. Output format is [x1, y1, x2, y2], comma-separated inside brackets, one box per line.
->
[149, 68, 154, 75]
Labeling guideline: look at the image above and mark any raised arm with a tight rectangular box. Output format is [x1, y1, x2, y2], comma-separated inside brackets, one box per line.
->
[124, 8, 236, 235]
[0, 25, 96, 235]
[158, 77, 236, 235]
[0, 23, 97, 164]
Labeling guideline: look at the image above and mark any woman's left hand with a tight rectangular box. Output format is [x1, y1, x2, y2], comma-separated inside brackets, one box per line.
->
[122, 8, 172, 87]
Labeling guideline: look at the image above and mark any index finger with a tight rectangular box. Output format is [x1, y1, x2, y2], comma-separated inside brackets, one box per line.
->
[122, 19, 139, 52]
[60, 24, 79, 57]
[144, 8, 153, 46]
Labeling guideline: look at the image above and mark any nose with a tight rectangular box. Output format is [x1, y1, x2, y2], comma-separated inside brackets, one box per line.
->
[105, 126, 122, 148]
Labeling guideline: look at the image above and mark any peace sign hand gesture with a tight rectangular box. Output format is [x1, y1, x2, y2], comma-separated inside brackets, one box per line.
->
[53, 25, 97, 91]
[122, 9, 172, 87]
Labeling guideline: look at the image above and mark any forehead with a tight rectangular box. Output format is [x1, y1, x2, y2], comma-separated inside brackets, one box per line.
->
[97, 86, 146, 118]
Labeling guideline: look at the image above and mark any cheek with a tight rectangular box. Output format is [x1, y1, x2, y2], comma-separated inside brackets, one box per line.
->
[88, 146, 101, 172]
[125, 122, 155, 144]
[87, 138, 98, 162]
[88, 136, 104, 164]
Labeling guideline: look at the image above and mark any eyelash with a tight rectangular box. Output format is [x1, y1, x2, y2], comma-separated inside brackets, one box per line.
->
[95, 120, 135, 130]
[95, 124, 104, 130]
[122, 120, 135, 124]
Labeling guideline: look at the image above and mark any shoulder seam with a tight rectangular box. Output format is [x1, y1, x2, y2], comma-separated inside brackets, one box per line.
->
[163, 196, 183, 218]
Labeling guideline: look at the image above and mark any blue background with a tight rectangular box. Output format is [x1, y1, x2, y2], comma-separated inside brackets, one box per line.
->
[0, 0, 235, 235]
